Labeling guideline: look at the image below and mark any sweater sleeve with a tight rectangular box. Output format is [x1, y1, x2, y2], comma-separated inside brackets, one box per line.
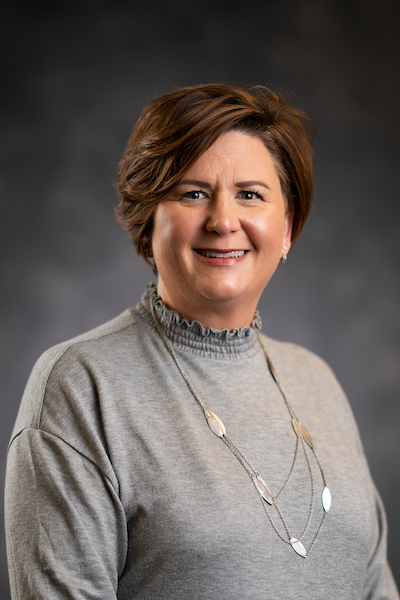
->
[315, 353, 399, 599]
[362, 483, 399, 600]
[5, 428, 128, 599]
[331, 363, 399, 599]
[319, 354, 399, 599]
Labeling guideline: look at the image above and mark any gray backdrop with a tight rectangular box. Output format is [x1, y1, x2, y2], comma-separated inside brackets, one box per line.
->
[1, 0, 399, 596]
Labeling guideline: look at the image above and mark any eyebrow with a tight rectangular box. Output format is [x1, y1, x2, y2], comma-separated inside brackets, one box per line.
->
[177, 179, 213, 189]
[177, 179, 271, 190]
[236, 180, 271, 190]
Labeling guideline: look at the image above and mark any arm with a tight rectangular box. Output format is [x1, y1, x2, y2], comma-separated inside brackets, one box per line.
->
[5, 428, 128, 599]
[363, 483, 399, 600]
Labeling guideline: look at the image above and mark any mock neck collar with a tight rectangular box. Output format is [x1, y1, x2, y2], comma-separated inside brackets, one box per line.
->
[137, 283, 262, 360]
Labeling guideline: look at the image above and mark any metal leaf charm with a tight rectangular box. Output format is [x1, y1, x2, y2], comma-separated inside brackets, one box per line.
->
[292, 418, 300, 436]
[292, 418, 313, 448]
[204, 409, 226, 438]
[290, 537, 307, 557]
[252, 474, 274, 505]
[322, 486, 332, 512]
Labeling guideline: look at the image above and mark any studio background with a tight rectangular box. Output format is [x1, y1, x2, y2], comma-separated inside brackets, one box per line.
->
[1, 0, 399, 596]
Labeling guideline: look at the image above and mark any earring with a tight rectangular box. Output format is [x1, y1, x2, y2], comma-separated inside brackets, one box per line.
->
[279, 245, 288, 265]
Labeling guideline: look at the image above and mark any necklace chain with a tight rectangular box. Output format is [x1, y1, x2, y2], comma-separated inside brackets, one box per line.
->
[149, 294, 331, 557]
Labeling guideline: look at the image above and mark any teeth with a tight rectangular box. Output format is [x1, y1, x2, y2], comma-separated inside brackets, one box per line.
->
[199, 250, 245, 258]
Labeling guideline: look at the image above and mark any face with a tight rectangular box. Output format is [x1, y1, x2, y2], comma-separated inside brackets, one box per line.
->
[151, 131, 293, 329]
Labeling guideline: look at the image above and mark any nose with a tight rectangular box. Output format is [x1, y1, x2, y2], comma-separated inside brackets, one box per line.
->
[205, 194, 241, 235]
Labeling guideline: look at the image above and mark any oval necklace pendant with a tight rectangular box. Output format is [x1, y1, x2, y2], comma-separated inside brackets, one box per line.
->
[204, 409, 226, 438]
[253, 474, 274, 505]
[290, 537, 307, 558]
[292, 418, 313, 448]
[322, 486, 332, 512]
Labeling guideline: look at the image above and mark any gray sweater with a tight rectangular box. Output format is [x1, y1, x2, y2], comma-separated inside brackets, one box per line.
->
[5, 284, 399, 599]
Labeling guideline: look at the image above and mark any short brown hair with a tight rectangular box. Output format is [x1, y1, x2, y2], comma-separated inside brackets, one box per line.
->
[115, 83, 315, 266]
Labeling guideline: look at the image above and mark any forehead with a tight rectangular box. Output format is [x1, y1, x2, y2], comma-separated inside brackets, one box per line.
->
[183, 131, 279, 181]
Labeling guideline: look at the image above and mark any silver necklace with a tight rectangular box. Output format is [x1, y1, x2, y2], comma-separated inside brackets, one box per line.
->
[150, 295, 332, 558]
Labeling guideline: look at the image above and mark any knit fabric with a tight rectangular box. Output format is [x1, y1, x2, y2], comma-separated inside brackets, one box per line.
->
[5, 284, 399, 599]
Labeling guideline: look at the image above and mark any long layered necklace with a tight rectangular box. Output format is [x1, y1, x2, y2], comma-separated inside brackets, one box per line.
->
[150, 296, 331, 558]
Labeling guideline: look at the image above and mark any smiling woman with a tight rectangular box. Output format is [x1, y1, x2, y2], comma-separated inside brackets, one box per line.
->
[5, 84, 399, 599]
[152, 131, 293, 329]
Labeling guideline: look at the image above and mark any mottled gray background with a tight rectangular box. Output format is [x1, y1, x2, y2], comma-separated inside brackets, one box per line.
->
[1, 0, 399, 596]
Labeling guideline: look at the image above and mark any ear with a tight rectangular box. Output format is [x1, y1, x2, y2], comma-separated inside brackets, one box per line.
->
[283, 206, 295, 252]
[141, 234, 153, 258]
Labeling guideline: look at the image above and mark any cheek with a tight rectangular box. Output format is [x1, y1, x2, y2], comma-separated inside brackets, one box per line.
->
[152, 208, 174, 252]
[152, 207, 192, 262]
[250, 215, 285, 249]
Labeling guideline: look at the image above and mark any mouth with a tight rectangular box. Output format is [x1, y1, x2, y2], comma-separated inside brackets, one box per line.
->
[195, 249, 248, 258]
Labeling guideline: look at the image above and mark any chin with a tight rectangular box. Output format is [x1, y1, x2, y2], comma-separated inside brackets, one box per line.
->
[202, 271, 274, 301]
[198, 281, 252, 304]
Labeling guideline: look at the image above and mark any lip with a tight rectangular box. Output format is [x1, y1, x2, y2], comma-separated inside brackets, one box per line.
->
[194, 248, 249, 267]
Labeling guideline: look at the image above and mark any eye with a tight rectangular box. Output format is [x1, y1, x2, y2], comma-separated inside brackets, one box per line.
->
[238, 190, 264, 201]
[181, 190, 207, 200]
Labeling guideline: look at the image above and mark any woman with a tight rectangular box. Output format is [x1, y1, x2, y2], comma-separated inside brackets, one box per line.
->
[5, 84, 398, 599]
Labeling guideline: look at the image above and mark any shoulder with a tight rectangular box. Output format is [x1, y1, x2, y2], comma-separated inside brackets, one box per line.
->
[259, 334, 364, 451]
[26, 308, 138, 399]
[259, 333, 349, 413]
[40, 308, 138, 366]
[259, 334, 336, 380]
[9, 308, 148, 446]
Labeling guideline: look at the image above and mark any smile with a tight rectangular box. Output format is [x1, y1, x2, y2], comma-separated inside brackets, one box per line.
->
[196, 250, 247, 258]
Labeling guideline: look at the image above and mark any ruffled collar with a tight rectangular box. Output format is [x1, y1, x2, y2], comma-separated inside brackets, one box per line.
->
[137, 283, 262, 360]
